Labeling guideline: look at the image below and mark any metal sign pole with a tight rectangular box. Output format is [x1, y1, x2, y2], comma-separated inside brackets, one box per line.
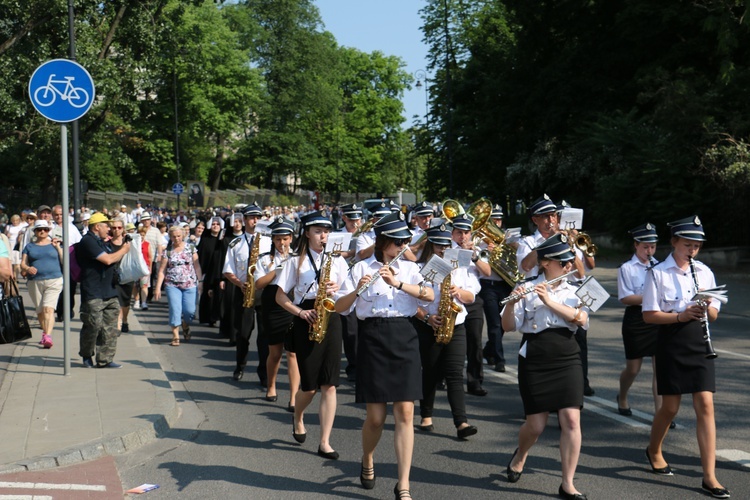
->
[61, 125, 71, 376]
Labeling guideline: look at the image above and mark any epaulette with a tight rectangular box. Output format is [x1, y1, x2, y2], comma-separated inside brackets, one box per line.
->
[520, 275, 539, 283]
[228, 236, 242, 249]
[259, 251, 271, 258]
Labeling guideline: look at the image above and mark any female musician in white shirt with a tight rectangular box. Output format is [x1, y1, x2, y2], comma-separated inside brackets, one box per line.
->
[275, 212, 348, 461]
[255, 217, 298, 410]
[414, 223, 480, 439]
[616, 223, 662, 417]
[642, 216, 728, 499]
[501, 233, 589, 500]
[335, 211, 434, 500]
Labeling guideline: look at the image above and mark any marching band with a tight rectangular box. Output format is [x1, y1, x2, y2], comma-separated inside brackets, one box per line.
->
[155, 197, 730, 500]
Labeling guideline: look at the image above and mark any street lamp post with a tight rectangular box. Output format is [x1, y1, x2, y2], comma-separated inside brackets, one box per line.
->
[415, 69, 429, 200]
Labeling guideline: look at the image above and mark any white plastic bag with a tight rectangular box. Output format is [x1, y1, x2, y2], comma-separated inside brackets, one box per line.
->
[118, 234, 150, 284]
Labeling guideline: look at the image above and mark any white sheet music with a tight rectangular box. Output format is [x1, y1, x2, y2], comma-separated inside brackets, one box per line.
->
[442, 248, 472, 268]
[326, 232, 352, 254]
[559, 208, 584, 230]
[692, 285, 728, 305]
[420, 255, 454, 284]
[575, 276, 610, 312]
[505, 227, 522, 243]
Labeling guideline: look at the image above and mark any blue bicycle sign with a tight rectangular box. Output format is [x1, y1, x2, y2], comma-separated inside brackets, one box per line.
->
[29, 59, 95, 123]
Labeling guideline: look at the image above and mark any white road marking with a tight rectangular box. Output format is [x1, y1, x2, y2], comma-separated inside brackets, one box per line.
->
[0, 482, 106, 491]
[0, 496, 53, 500]
[715, 348, 750, 360]
[717, 449, 750, 468]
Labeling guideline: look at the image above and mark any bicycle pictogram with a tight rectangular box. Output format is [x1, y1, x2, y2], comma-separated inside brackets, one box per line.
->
[33, 74, 90, 109]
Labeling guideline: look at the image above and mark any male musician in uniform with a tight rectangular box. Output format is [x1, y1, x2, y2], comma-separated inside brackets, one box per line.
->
[219, 212, 244, 342]
[223, 203, 270, 383]
[406, 201, 434, 261]
[516, 194, 560, 277]
[451, 214, 491, 396]
[478, 204, 514, 372]
[337, 203, 362, 381]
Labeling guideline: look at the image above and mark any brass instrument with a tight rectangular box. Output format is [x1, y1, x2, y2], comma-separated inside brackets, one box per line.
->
[309, 253, 336, 343]
[242, 233, 262, 308]
[434, 273, 463, 344]
[441, 199, 465, 220]
[573, 232, 598, 258]
[466, 198, 524, 286]
[352, 218, 374, 238]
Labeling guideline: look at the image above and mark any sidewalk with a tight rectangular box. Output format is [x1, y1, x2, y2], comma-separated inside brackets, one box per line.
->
[0, 282, 177, 472]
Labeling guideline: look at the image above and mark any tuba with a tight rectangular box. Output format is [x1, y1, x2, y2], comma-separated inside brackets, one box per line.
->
[309, 253, 336, 343]
[434, 273, 463, 344]
[467, 198, 524, 286]
[441, 198, 465, 220]
[242, 233, 262, 308]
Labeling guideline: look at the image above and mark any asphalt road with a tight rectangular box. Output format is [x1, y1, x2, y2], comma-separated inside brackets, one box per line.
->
[113, 258, 750, 499]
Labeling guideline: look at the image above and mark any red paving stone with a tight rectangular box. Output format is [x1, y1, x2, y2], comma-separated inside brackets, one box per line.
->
[0, 456, 124, 499]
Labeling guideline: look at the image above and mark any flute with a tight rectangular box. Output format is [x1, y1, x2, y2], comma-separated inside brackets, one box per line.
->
[688, 256, 718, 359]
[356, 245, 409, 296]
[501, 270, 578, 304]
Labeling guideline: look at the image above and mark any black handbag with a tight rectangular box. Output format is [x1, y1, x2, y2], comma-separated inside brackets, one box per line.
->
[0, 278, 33, 344]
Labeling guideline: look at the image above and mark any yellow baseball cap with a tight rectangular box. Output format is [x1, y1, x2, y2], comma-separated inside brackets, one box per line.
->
[88, 213, 111, 225]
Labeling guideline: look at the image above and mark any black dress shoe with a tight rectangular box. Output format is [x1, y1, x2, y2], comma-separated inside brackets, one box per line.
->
[558, 484, 587, 500]
[317, 446, 339, 460]
[265, 394, 278, 402]
[645, 447, 673, 475]
[394, 483, 412, 499]
[286, 403, 295, 413]
[292, 418, 306, 444]
[457, 424, 477, 440]
[495, 364, 506, 372]
[616, 395, 632, 416]
[417, 423, 434, 432]
[669, 421, 676, 429]
[507, 447, 523, 483]
[468, 386, 488, 396]
[583, 385, 595, 396]
[701, 480, 731, 498]
[360, 463, 376, 490]
[232, 369, 243, 381]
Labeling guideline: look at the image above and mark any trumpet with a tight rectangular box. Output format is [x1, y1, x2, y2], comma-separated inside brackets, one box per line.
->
[500, 270, 578, 305]
[355, 245, 409, 296]
[561, 229, 598, 258]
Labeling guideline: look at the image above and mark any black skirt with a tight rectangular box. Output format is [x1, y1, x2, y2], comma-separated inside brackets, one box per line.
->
[356, 317, 422, 404]
[621, 306, 659, 359]
[291, 299, 341, 391]
[518, 328, 583, 415]
[115, 282, 134, 308]
[656, 320, 715, 395]
[261, 285, 293, 346]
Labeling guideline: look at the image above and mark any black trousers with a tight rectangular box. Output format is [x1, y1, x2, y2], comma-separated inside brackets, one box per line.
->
[417, 321, 468, 426]
[231, 285, 267, 383]
[220, 282, 239, 341]
[464, 299, 485, 389]
[341, 312, 358, 377]
[478, 279, 512, 366]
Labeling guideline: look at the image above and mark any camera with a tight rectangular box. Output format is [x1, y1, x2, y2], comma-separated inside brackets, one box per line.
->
[123, 234, 132, 243]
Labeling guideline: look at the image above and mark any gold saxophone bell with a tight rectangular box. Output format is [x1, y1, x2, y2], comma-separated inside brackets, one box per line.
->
[352, 218, 374, 238]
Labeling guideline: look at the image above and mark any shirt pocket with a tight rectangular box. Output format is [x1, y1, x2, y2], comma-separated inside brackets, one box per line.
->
[660, 282, 682, 312]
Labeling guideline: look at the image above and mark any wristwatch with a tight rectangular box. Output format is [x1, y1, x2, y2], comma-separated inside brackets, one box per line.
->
[423, 313, 431, 324]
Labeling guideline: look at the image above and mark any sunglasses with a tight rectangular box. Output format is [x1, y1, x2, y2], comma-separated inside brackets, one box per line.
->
[34, 227, 49, 232]
[394, 238, 410, 246]
[112, 226, 124, 230]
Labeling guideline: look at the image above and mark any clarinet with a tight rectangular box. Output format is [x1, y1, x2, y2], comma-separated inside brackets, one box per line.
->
[688, 256, 718, 359]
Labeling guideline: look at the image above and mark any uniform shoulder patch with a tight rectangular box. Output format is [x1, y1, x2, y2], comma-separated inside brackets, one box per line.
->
[229, 237, 242, 249]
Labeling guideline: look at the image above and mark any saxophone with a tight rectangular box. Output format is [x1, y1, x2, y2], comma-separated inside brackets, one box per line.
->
[309, 253, 336, 343]
[242, 233, 261, 308]
[434, 273, 463, 344]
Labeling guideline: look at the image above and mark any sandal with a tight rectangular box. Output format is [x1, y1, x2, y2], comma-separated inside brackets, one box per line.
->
[182, 322, 191, 342]
[170, 338, 180, 346]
